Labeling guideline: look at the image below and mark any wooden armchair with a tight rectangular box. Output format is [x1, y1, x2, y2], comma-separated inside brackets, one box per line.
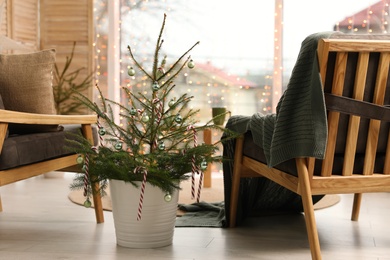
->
[228, 35, 390, 259]
[0, 48, 103, 224]
[0, 110, 104, 224]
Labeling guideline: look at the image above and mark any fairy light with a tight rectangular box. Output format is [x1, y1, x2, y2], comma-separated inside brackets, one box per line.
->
[382, 0, 389, 33]
[338, 1, 389, 34]
[94, 1, 270, 123]
[273, 0, 283, 113]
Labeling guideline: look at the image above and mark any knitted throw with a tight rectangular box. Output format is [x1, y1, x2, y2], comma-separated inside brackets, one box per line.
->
[225, 32, 337, 167]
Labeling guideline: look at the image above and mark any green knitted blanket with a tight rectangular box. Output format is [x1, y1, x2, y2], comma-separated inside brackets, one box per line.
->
[226, 32, 336, 167]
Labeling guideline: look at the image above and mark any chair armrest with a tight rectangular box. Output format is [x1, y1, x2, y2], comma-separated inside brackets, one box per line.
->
[0, 110, 97, 155]
[0, 110, 97, 125]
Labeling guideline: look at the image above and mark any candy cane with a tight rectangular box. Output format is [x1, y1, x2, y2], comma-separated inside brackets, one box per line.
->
[197, 171, 204, 203]
[134, 166, 148, 221]
[152, 98, 163, 150]
[152, 98, 163, 123]
[83, 146, 97, 198]
[83, 154, 90, 197]
[187, 125, 198, 199]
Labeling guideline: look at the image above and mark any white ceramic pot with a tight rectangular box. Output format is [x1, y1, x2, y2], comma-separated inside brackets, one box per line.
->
[109, 179, 179, 248]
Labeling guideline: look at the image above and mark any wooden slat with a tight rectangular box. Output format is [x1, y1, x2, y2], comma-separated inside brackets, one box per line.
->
[0, 0, 6, 35]
[385, 130, 390, 174]
[321, 51, 348, 177]
[9, 0, 39, 49]
[307, 157, 316, 177]
[363, 53, 390, 175]
[324, 39, 390, 52]
[343, 52, 369, 176]
[317, 39, 330, 85]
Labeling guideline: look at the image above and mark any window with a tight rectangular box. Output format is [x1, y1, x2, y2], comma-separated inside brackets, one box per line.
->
[94, 0, 386, 123]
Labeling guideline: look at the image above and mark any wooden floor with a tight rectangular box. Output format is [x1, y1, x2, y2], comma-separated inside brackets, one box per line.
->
[0, 173, 390, 260]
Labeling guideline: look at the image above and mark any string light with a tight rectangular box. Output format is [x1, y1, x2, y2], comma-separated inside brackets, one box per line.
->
[339, 1, 389, 34]
[273, 0, 283, 113]
[94, 0, 274, 121]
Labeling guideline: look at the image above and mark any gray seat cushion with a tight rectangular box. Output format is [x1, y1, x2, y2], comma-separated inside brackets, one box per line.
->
[0, 125, 87, 171]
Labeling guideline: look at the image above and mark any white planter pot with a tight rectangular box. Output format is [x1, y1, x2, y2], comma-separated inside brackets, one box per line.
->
[109, 179, 179, 248]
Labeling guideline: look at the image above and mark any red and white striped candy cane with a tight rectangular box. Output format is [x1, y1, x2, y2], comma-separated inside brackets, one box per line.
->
[186, 125, 198, 199]
[83, 154, 90, 197]
[134, 166, 148, 221]
[83, 146, 97, 197]
[152, 98, 163, 124]
[197, 171, 204, 203]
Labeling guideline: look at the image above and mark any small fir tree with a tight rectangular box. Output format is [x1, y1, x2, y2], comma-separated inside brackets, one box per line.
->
[70, 14, 232, 208]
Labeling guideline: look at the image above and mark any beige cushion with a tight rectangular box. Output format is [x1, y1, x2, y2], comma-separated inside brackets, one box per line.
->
[0, 49, 60, 134]
[0, 49, 56, 114]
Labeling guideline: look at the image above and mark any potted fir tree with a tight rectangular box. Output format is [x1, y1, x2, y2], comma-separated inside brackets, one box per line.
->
[69, 14, 232, 248]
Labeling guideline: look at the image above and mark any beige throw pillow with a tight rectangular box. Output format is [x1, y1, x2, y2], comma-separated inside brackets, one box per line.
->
[0, 49, 56, 114]
[0, 49, 60, 134]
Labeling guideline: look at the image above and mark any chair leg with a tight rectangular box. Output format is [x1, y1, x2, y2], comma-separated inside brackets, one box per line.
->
[92, 182, 104, 223]
[82, 124, 104, 223]
[351, 193, 362, 221]
[229, 136, 245, 228]
[296, 158, 322, 260]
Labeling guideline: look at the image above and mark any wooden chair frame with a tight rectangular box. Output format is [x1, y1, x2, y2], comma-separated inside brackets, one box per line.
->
[0, 109, 104, 223]
[229, 38, 390, 260]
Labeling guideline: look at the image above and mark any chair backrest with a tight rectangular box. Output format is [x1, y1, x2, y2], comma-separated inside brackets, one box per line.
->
[314, 36, 390, 178]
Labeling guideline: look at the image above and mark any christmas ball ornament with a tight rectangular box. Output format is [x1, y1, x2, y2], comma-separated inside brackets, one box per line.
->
[200, 160, 208, 170]
[83, 199, 92, 208]
[152, 81, 160, 91]
[174, 114, 183, 123]
[168, 99, 175, 107]
[164, 193, 172, 202]
[130, 107, 137, 116]
[114, 141, 123, 150]
[187, 59, 195, 69]
[127, 67, 135, 76]
[82, 164, 87, 172]
[142, 114, 150, 122]
[76, 155, 84, 164]
[98, 127, 106, 136]
[158, 141, 165, 151]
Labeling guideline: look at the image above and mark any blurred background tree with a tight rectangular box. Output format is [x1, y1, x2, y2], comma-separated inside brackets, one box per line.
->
[53, 42, 94, 115]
